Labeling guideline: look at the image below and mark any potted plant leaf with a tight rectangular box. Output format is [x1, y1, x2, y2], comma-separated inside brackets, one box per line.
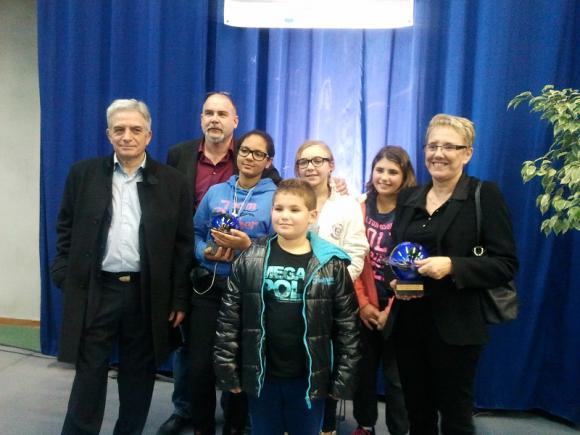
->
[508, 85, 580, 235]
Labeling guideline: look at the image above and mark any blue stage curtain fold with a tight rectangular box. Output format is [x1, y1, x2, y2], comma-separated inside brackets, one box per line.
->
[38, 0, 580, 423]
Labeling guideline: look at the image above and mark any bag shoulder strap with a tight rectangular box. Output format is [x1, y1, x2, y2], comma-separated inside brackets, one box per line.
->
[473, 181, 485, 256]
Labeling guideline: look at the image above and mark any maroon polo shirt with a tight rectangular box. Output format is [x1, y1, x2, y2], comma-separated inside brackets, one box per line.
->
[195, 139, 235, 208]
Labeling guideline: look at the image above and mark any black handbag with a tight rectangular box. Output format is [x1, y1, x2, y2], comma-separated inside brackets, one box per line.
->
[474, 181, 518, 324]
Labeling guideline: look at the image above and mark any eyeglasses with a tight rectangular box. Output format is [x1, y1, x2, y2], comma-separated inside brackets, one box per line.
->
[424, 143, 469, 153]
[296, 157, 331, 169]
[238, 146, 269, 161]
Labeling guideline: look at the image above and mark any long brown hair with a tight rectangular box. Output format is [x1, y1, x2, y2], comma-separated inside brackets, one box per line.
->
[365, 146, 416, 196]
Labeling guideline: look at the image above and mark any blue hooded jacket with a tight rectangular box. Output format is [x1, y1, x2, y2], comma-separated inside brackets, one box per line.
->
[194, 175, 276, 276]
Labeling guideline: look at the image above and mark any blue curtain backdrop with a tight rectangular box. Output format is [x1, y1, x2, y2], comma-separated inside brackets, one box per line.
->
[38, 0, 580, 423]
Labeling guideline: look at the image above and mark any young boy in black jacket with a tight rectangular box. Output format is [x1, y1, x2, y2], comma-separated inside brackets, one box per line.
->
[214, 178, 361, 435]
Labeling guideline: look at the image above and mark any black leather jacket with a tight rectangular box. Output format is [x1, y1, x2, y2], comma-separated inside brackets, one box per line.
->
[214, 233, 361, 402]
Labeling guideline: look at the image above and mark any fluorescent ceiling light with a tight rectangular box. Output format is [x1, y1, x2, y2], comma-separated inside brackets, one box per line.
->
[224, 0, 414, 29]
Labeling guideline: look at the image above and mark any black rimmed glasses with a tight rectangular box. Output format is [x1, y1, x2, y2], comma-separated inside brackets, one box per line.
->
[296, 156, 331, 169]
[238, 146, 269, 161]
[424, 143, 469, 153]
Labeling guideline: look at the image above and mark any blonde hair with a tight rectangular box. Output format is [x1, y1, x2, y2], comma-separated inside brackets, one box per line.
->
[426, 114, 475, 147]
[293, 140, 334, 177]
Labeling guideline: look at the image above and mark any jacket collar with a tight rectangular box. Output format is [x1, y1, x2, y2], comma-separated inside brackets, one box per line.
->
[398, 173, 472, 251]
[266, 232, 351, 267]
[435, 173, 471, 245]
[402, 172, 470, 208]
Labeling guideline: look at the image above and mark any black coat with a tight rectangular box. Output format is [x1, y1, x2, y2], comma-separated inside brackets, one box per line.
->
[166, 138, 282, 212]
[214, 234, 361, 401]
[51, 155, 193, 365]
[392, 174, 518, 345]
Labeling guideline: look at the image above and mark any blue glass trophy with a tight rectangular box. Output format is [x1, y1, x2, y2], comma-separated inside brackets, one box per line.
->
[388, 242, 428, 297]
[208, 213, 240, 252]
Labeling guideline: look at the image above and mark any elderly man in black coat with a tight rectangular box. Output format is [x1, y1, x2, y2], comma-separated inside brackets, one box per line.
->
[51, 99, 193, 435]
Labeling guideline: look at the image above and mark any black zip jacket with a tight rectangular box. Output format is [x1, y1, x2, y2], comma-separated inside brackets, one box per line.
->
[214, 233, 361, 402]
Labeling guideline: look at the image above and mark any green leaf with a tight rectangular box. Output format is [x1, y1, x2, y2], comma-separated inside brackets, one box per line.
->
[568, 206, 580, 222]
[571, 167, 580, 187]
[512, 86, 580, 236]
[521, 162, 537, 182]
[560, 219, 570, 233]
[552, 197, 566, 212]
[540, 219, 551, 235]
[549, 215, 560, 232]
[541, 175, 554, 189]
[542, 85, 554, 92]
[507, 98, 521, 110]
[552, 218, 564, 234]
[508, 93, 532, 110]
[539, 194, 551, 214]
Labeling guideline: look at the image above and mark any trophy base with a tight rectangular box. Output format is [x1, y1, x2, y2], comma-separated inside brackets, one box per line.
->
[395, 282, 424, 298]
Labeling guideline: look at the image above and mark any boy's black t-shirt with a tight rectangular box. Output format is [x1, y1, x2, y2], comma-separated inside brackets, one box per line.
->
[264, 239, 312, 378]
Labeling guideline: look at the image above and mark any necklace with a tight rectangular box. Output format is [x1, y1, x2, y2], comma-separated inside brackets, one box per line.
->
[426, 189, 452, 213]
[232, 179, 257, 217]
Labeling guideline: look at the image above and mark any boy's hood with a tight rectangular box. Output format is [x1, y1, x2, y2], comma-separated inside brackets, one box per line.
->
[307, 231, 351, 267]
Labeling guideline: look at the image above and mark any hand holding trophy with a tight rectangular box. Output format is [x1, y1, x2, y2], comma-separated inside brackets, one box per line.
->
[388, 242, 429, 299]
[211, 213, 241, 235]
[205, 213, 241, 259]
[209, 212, 254, 253]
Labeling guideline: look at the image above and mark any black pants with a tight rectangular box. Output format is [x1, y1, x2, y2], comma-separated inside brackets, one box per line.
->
[321, 397, 338, 432]
[62, 277, 156, 435]
[170, 315, 192, 418]
[353, 324, 408, 435]
[394, 299, 482, 435]
[188, 276, 248, 434]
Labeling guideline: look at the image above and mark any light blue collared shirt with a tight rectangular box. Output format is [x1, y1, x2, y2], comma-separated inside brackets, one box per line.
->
[101, 154, 146, 272]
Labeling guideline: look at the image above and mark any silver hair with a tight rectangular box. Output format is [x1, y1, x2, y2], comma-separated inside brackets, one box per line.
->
[106, 99, 152, 130]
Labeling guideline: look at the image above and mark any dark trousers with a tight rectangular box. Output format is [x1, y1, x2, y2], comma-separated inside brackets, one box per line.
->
[248, 377, 324, 435]
[62, 277, 156, 435]
[188, 276, 248, 434]
[171, 317, 192, 418]
[353, 324, 409, 435]
[394, 299, 482, 435]
[321, 397, 338, 432]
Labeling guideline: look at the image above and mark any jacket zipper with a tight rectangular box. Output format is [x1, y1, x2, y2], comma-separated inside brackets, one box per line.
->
[301, 263, 324, 409]
[256, 238, 273, 397]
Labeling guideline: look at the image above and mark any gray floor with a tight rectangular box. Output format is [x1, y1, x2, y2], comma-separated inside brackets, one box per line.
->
[0, 345, 577, 435]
